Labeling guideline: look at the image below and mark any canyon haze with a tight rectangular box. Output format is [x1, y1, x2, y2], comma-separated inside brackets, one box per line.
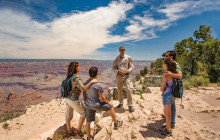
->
[0, 59, 152, 122]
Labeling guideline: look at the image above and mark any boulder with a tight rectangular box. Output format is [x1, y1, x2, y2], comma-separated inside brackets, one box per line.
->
[143, 110, 151, 115]
[52, 124, 68, 140]
[111, 130, 127, 140]
[142, 85, 152, 93]
[108, 86, 139, 101]
[108, 87, 127, 100]
[144, 75, 163, 87]
[52, 124, 81, 140]
[96, 117, 112, 128]
[94, 127, 110, 140]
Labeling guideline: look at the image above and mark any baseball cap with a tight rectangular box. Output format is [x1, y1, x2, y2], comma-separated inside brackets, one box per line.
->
[119, 46, 125, 50]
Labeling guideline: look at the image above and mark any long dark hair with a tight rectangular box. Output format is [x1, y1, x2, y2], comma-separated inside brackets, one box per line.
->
[66, 61, 78, 80]
[164, 59, 177, 73]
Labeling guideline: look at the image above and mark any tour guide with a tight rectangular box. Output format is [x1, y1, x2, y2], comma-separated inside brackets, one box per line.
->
[112, 46, 135, 112]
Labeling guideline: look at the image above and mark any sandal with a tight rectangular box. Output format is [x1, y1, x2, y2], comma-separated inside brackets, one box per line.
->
[160, 128, 172, 136]
[74, 130, 84, 137]
[66, 131, 76, 137]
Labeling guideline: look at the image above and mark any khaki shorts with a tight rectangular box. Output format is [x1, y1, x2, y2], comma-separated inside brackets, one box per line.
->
[65, 99, 85, 121]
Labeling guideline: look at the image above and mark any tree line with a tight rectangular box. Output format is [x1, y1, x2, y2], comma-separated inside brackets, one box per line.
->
[139, 25, 220, 85]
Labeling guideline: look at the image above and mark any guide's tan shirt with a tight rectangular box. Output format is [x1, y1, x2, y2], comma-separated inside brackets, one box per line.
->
[112, 54, 134, 75]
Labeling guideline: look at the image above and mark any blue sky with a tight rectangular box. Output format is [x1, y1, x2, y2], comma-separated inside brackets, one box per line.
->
[0, 0, 219, 60]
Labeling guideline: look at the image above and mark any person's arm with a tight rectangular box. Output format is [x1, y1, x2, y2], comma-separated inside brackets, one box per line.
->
[160, 74, 167, 92]
[76, 77, 97, 92]
[83, 91, 86, 102]
[83, 79, 98, 91]
[124, 56, 134, 75]
[112, 58, 119, 75]
[164, 71, 182, 79]
[99, 93, 113, 107]
[128, 56, 134, 73]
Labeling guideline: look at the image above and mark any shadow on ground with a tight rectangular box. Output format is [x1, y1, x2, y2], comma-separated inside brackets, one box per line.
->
[139, 116, 166, 139]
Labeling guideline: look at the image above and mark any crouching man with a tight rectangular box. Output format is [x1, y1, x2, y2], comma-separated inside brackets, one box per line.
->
[84, 67, 123, 140]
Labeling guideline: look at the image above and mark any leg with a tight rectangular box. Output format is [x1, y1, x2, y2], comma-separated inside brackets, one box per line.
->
[116, 74, 124, 104]
[108, 107, 117, 124]
[124, 76, 132, 106]
[65, 100, 74, 134]
[171, 100, 176, 127]
[85, 107, 96, 139]
[164, 105, 171, 131]
[66, 121, 71, 134]
[77, 117, 85, 133]
[67, 100, 86, 135]
[86, 122, 91, 138]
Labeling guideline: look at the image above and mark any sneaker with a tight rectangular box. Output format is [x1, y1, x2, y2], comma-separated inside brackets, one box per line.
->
[160, 128, 172, 136]
[171, 125, 175, 129]
[116, 103, 123, 108]
[129, 106, 135, 112]
[87, 136, 94, 140]
[114, 120, 123, 130]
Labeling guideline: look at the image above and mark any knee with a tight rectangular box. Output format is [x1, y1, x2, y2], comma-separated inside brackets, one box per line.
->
[66, 114, 73, 122]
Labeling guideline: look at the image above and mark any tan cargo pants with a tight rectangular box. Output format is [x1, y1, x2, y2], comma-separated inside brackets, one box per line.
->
[116, 74, 133, 106]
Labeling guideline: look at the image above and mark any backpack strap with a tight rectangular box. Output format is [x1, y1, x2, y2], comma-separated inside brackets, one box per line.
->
[68, 75, 76, 83]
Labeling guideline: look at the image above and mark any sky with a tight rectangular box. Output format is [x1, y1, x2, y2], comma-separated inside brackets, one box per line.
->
[0, 0, 219, 60]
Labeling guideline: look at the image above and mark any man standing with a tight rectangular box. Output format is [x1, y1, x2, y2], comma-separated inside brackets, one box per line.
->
[164, 50, 182, 129]
[112, 46, 135, 112]
[84, 67, 123, 140]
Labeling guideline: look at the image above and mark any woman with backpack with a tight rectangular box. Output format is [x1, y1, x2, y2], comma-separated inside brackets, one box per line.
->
[159, 59, 177, 136]
[65, 61, 97, 137]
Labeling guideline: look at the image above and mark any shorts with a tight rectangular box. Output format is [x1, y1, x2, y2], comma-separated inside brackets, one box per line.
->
[162, 91, 175, 105]
[65, 99, 85, 121]
[85, 102, 112, 122]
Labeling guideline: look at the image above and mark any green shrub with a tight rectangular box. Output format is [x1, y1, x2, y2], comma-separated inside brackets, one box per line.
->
[2, 123, 9, 129]
[131, 130, 136, 139]
[135, 73, 141, 81]
[183, 80, 192, 90]
[189, 76, 210, 87]
[81, 125, 87, 134]
[218, 82, 220, 87]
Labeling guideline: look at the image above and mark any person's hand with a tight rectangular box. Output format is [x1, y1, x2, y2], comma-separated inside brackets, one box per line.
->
[123, 70, 129, 75]
[108, 102, 113, 108]
[91, 79, 98, 83]
[119, 69, 124, 75]
[164, 71, 173, 78]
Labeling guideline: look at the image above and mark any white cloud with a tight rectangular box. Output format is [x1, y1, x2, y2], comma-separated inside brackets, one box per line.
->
[124, 0, 220, 42]
[0, 0, 219, 59]
[0, 1, 133, 59]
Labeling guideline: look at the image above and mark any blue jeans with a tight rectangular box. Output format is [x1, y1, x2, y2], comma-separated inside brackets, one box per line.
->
[171, 100, 176, 126]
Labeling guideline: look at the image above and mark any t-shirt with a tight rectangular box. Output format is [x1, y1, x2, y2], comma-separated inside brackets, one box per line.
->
[84, 78, 104, 107]
[175, 61, 182, 74]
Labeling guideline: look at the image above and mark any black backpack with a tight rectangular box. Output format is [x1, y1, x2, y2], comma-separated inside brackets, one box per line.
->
[172, 78, 183, 98]
[60, 75, 76, 98]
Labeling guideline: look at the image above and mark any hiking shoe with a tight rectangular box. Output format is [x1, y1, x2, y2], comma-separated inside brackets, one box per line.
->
[87, 136, 94, 140]
[116, 103, 123, 108]
[161, 125, 175, 130]
[160, 128, 172, 136]
[114, 120, 123, 130]
[129, 106, 135, 113]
